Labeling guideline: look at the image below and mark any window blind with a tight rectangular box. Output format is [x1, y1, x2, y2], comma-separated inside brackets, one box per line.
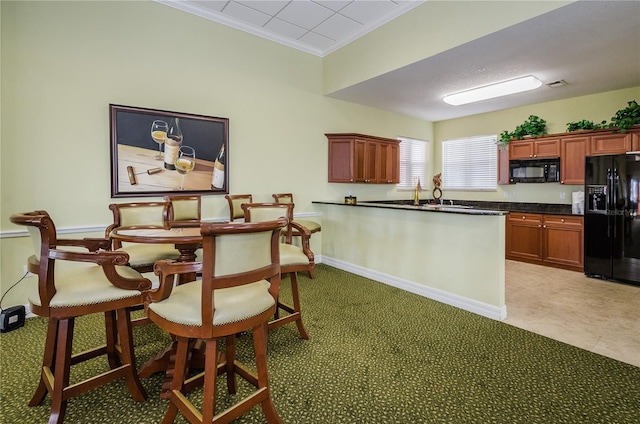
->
[398, 137, 428, 189]
[442, 135, 497, 191]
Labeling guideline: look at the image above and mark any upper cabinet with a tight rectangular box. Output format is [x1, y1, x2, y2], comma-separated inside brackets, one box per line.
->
[326, 133, 400, 184]
[509, 138, 560, 159]
[502, 128, 640, 186]
[589, 132, 632, 155]
[560, 135, 590, 185]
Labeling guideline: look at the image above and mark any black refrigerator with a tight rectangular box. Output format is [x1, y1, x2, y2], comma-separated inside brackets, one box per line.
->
[585, 153, 640, 285]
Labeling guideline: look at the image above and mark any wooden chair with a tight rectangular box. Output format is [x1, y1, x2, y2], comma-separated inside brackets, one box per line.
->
[163, 194, 202, 228]
[242, 202, 313, 339]
[9, 211, 151, 424]
[145, 218, 288, 424]
[106, 201, 180, 273]
[225, 194, 253, 221]
[272, 193, 321, 234]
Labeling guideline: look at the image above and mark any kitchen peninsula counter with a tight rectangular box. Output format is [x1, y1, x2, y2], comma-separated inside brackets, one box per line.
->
[312, 200, 507, 320]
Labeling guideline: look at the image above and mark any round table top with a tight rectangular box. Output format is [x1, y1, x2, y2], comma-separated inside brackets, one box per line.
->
[110, 226, 202, 244]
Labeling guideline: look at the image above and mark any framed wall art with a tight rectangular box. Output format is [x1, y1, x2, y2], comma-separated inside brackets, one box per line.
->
[110, 104, 229, 198]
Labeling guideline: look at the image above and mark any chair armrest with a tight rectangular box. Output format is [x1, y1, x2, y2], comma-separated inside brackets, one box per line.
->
[287, 221, 314, 260]
[57, 237, 112, 252]
[146, 259, 203, 303]
[48, 248, 152, 291]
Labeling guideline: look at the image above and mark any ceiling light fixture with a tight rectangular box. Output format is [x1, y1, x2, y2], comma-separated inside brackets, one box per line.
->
[443, 75, 543, 106]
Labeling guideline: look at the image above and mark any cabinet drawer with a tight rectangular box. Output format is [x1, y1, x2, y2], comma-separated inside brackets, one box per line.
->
[507, 213, 542, 225]
[543, 215, 583, 228]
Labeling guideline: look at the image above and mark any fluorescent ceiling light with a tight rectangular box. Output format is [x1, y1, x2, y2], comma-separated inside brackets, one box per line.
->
[443, 76, 542, 106]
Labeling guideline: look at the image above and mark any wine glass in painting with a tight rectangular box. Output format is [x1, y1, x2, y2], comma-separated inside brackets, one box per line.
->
[151, 120, 168, 160]
[175, 146, 196, 190]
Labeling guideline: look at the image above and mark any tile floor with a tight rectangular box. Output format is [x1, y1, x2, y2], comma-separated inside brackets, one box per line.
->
[503, 260, 640, 367]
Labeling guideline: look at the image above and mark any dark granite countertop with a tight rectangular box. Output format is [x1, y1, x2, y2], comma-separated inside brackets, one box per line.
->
[313, 199, 580, 216]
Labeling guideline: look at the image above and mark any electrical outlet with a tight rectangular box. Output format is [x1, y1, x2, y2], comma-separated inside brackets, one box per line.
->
[560, 192, 566, 199]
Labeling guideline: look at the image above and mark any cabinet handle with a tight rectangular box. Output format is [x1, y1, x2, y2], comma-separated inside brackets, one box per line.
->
[561, 218, 565, 223]
[522, 216, 526, 220]
[561, 180, 564, 184]
[543, 225, 547, 228]
[539, 225, 542, 228]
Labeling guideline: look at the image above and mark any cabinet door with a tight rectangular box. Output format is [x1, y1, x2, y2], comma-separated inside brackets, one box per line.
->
[506, 213, 543, 261]
[354, 139, 367, 182]
[497, 146, 512, 185]
[560, 136, 589, 185]
[543, 215, 584, 269]
[379, 142, 399, 184]
[509, 141, 535, 159]
[590, 132, 632, 155]
[534, 138, 560, 158]
[328, 138, 354, 182]
[365, 141, 382, 183]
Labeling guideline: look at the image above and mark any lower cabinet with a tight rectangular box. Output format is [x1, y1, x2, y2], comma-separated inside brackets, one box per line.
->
[506, 213, 584, 271]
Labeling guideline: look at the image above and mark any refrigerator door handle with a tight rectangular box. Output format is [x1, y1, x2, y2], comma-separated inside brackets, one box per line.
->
[613, 168, 619, 237]
[607, 168, 612, 238]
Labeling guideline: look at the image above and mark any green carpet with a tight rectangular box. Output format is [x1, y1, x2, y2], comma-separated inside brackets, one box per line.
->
[1, 265, 639, 423]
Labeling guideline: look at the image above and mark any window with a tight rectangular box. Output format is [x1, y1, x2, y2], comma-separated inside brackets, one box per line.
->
[398, 137, 428, 189]
[442, 135, 497, 191]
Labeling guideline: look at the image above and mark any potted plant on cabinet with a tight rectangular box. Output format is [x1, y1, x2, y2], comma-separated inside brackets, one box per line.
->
[609, 100, 640, 133]
[498, 115, 548, 150]
[566, 119, 608, 132]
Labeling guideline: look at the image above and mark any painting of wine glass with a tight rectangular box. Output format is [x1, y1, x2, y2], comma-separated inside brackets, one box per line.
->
[110, 104, 229, 198]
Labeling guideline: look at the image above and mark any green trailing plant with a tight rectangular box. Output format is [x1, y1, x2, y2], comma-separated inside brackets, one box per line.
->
[609, 100, 640, 133]
[566, 119, 608, 132]
[498, 115, 548, 149]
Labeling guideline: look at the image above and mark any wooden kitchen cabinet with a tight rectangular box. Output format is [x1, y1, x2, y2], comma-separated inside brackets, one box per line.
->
[506, 213, 543, 262]
[497, 146, 512, 185]
[560, 135, 590, 185]
[542, 215, 584, 270]
[326, 133, 400, 183]
[509, 138, 560, 159]
[589, 132, 632, 155]
[506, 213, 583, 271]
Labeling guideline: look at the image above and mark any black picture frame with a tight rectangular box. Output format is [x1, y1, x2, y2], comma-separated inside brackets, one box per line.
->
[110, 104, 229, 198]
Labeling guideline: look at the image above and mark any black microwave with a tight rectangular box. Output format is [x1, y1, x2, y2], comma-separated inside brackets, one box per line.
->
[509, 158, 560, 183]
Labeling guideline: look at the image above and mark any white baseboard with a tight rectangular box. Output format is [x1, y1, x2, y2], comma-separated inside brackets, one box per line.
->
[321, 256, 507, 321]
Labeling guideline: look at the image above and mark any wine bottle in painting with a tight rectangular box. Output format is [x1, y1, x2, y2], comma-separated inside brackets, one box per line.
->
[164, 117, 183, 170]
[211, 144, 225, 189]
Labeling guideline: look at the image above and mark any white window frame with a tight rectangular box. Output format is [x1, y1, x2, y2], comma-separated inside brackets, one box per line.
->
[442, 135, 497, 191]
[397, 137, 429, 190]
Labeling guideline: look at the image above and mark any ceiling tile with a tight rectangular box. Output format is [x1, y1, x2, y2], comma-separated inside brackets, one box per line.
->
[277, 1, 334, 30]
[314, 0, 352, 12]
[264, 17, 308, 40]
[340, 0, 397, 24]
[236, 1, 289, 16]
[223, 1, 271, 27]
[190, 1, 227, 13]
[313, 13, 361, 40]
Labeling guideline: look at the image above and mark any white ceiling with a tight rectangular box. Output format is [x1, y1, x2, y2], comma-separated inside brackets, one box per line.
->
[157, 0, 640, 122]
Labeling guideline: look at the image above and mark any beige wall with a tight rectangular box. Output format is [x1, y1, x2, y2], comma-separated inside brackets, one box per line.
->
[0, 1, 433, 305]
[433, 87, 640, 203]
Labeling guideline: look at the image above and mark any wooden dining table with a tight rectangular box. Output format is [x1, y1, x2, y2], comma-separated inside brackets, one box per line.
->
[110, 225, 205, 398]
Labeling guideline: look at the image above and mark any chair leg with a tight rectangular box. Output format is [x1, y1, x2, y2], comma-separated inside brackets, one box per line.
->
[269, 272, 310, 340]
[49, 318, 74, 424]
[289, 273, 310, 340]
[202, 339, 219, 424]
[225, 335, 237, 394]
[115, 308, 147, 402]
[253, 322, 283, 424]
[29, 318, 58, 407]
[162, 336, 190, 424]
[104, 310, 121, 369]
